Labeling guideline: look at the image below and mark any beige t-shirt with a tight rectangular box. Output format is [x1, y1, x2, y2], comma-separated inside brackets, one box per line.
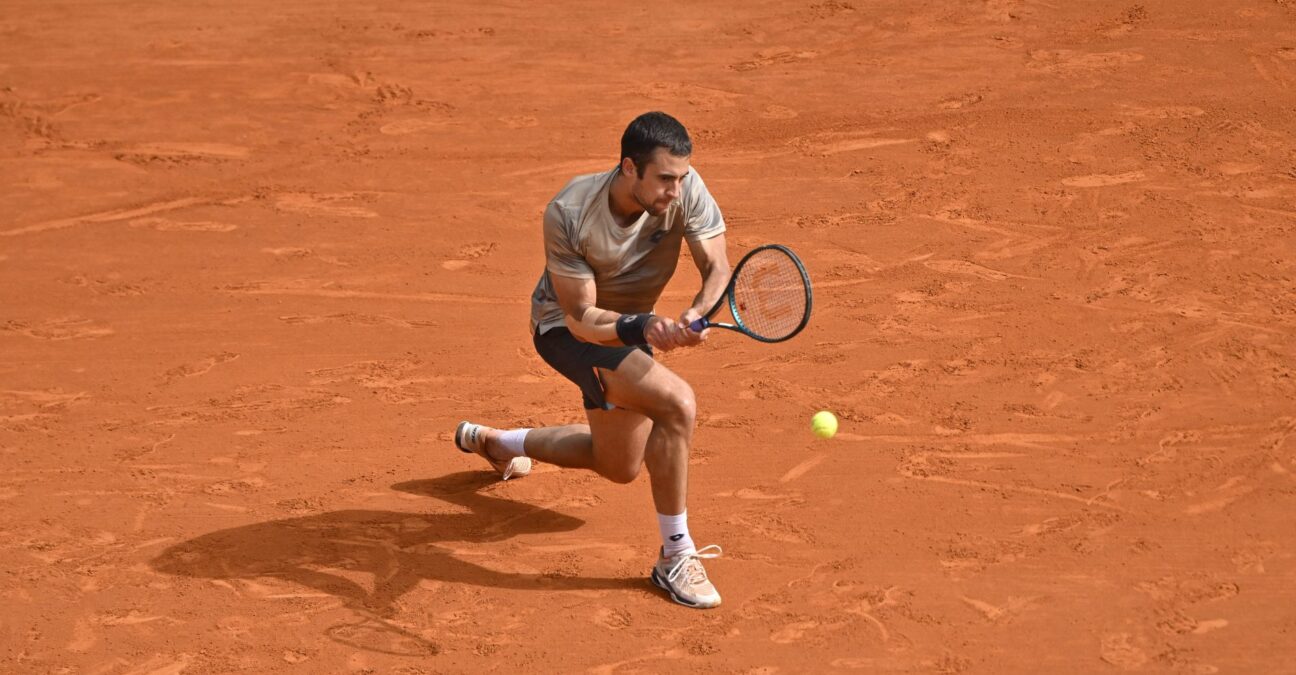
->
[530, 167, 726, 335]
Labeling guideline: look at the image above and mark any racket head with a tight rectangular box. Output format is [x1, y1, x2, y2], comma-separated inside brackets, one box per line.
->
[725, 244, 813, 342]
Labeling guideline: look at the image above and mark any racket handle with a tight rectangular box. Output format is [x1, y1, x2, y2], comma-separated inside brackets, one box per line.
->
[689, 318, 708, 332]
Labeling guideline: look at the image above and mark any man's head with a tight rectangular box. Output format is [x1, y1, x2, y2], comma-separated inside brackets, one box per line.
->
[618, 111, 692, 217]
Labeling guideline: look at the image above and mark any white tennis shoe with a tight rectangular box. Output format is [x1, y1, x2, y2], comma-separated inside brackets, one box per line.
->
[651, 545, 722, 609]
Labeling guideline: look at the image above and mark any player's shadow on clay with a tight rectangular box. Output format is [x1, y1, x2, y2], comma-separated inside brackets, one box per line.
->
[151, 471, 640, 619]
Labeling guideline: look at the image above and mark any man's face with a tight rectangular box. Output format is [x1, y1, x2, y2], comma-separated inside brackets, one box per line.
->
[625, 148, 691, 217]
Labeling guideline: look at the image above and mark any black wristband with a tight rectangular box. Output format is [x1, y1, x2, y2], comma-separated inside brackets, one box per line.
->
[615, 313, 654, 346]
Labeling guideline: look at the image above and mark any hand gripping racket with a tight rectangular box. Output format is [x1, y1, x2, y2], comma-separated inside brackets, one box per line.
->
[689, 244, 812, 343]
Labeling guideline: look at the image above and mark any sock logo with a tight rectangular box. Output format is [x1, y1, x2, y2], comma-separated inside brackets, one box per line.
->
[669, 534, 685, 542]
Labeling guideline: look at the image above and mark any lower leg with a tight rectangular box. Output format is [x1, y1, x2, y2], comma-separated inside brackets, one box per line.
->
[644, 418, 691, 518]
[484, 424, 595, 470]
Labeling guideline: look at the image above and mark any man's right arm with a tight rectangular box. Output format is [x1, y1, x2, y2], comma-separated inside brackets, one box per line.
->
[552, 272, 617, 345]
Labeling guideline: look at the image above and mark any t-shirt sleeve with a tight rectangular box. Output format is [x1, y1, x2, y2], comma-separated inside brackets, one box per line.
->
[543, 201, 595, 279]
[683, 171, 726, 241]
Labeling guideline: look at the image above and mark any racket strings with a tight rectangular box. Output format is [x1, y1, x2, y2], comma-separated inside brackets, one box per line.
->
[731, 250, 809, 340]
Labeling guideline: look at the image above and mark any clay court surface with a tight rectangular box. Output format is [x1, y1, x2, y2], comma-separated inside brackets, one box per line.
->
[3, 1, 1295, 672]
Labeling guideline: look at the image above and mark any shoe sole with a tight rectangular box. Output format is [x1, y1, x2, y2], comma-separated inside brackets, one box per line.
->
[454, 421, 473, 454]
[498, 456, 531, 480]
[650, 568, 720, 609]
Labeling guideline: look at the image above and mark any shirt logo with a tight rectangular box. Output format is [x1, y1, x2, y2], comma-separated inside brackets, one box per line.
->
[650, 229, 667, 244]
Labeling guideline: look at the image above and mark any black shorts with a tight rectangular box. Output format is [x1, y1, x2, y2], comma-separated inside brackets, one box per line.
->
[533, 327, 653, 410]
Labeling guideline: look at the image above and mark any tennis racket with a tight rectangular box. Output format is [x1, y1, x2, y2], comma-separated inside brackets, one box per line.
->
[689, 244, 812, 343]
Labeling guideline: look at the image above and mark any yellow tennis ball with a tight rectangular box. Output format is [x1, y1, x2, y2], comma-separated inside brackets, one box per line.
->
[811, 411, 838, 439]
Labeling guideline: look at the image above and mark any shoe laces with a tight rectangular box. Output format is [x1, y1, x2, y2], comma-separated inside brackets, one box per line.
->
[666, 544, 722, 585]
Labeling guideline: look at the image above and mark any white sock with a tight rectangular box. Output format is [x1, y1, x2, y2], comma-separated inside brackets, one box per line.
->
[657, 510, 696, 558]
[496, 428, 530, 458]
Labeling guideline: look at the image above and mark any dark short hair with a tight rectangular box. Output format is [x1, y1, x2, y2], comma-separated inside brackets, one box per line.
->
[620, 111, 692, 178]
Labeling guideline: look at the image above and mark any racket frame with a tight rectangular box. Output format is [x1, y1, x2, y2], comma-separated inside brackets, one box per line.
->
[692, 243, 813, 343]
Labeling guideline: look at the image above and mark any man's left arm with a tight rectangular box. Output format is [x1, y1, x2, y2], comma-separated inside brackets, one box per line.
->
[681, 232, 730, 334]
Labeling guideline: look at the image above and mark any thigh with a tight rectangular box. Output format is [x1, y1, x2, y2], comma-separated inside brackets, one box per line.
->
[597, 349, 693, 419]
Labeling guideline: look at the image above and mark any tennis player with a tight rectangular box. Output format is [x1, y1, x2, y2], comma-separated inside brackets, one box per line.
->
[454, 111, 730, 608]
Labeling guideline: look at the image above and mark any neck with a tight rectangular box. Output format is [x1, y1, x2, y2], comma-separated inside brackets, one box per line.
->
[608, 171, 645, 227]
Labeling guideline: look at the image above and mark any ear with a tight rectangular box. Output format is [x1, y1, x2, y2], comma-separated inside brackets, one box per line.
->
[620, 157, 636, 178]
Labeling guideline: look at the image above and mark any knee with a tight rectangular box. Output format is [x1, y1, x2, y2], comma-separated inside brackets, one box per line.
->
[655, 386, 696, 429]
[602, 462, 641, 484]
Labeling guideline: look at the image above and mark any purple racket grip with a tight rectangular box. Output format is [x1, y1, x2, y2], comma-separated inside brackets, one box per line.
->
[689, 318, 709, 332]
